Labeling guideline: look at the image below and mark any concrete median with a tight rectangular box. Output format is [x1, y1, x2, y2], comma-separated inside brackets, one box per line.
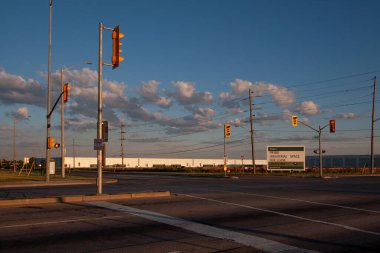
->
[0, 191, 171, 207]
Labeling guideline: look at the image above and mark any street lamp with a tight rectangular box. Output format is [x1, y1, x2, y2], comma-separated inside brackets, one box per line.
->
[60, 61, 92, 178]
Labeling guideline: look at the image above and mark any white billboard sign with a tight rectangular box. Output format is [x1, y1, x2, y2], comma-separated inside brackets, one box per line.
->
[267, 146, 305, 171]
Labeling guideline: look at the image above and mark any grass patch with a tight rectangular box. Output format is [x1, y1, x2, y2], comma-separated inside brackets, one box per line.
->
[0, 170, 94, 183]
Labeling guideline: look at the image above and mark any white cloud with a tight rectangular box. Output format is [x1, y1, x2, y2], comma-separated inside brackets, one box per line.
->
[168, 81, 213, 105]
[0, 69, 45, 107]
[338, 112, 357, 119]
[297, 101, 320, 116]
[228, 79, 295, 109]
[137, 80, 172, 108]
[6, 107, 31, 120]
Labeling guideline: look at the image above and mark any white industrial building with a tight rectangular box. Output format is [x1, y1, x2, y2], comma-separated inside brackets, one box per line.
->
[63, 157, 267, 169]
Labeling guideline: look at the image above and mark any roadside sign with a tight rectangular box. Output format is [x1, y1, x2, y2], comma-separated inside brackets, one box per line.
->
[267, 146, 305, 171]
[94, 138, 103, 150]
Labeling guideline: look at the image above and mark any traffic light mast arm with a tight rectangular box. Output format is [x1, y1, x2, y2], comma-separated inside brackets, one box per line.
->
[47, 90, 65, 119]
[298, 120, 328, 133]
[100, 26, 115, 67]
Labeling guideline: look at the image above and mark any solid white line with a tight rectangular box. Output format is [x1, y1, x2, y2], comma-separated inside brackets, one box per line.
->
[181, 194, 380, 237]
[221, 190, 380, 214]
[88, 201, 320, 253]
[0, 215, 128, 229]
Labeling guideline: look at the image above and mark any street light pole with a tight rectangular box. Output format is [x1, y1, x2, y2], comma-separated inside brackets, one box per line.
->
[60, 67, 64, 178]
[46, 0, 53, 182]
[60, 62, 92, 178]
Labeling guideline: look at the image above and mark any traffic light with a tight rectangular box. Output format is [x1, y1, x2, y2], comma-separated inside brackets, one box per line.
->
[63, 83, 70, 103]
[47, 137, 55, 149]
[330, 119, 336, 133]
[102, 121, 108, 142]
[112, 25, 124, 69]
[54, 143, 60, 149]
[225, 124, 231, 138]
[292, 115, 298, 127]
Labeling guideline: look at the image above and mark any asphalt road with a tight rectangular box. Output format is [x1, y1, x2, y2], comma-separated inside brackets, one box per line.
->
[1, 172, 380, 252]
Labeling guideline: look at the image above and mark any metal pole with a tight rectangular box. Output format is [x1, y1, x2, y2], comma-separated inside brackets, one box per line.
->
[13, 118, 16, 173]
[121, 124, 125, 168]
[60, 67, 65, 178]
[249, 89, 256, 174]
[45, 0, 52, 182]
[319, 127, 323, 178]
[97, 22, 103, 194]
[241, 155, 244, 174]
[224, 124, 227, 177]
[73, 138, 75, 170]
[371, 76, 376, 174]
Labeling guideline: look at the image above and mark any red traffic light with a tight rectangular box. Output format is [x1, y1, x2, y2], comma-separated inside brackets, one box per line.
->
[329, 119, 336, 133]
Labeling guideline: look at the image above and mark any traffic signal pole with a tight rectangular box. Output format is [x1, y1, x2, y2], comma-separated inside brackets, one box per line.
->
[97, 22, 104, 194]
[248, 89, 256, 174]
[96, 23, 123, 194]
[298, 121, 329, 178]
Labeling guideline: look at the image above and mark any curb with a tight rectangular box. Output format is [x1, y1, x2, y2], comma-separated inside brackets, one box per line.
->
[0, 191, 171, 207]
[0, 179, 118, 189]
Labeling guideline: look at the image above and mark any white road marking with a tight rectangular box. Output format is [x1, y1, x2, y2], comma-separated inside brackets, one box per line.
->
[182, 194, 380, 237]
[88, 201, 320, 253]
[221, 190, 380, 214]
[0, 215, 128, 229]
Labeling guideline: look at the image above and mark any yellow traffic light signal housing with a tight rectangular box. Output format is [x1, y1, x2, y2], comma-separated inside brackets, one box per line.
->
[330, 119, 336, 133]
[112, 25, 124, 69]
[292, 115, 298, 127]
[47, 137, 55, 149]
[63, 83, 70, 103]
[225, 124, 231, 138]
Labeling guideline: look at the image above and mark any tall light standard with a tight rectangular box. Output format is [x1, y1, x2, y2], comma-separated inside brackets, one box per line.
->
[46, 0, 53, 182]
[60, 62, 92, 178]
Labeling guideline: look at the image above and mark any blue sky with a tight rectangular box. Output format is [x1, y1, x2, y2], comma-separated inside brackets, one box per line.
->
[0, 0, 379, 161]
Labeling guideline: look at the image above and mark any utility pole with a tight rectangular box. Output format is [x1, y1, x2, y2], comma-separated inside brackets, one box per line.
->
[120, 124, 126, 168]
[45, 0, 53, 182]
[248, 88, 256, 174]
[371, 76, 377, 174]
